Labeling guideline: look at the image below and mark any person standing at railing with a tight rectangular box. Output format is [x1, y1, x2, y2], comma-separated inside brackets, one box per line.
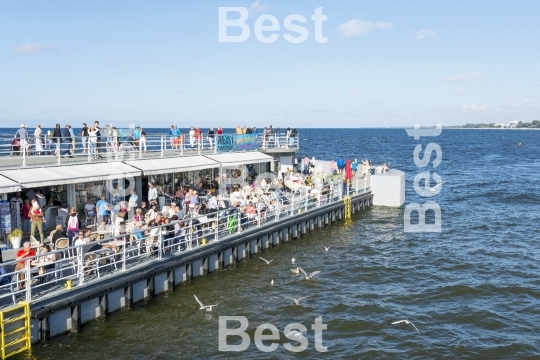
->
[81, 123, 89, 154]
[235, 126, 242, 135]
[195, 125, 202, 149]
[274, 127, 280, 147]
[105, 125, 112, 152]
[188, 127, 195, 149]
[60, 124, 73, 158]
[14, 124, 29, 156]
[51, 124, 62, 156]
[32, 125, 43, 156]
[88, 126, 98, 159]
[93, 121, 103, 158]
[68, 125, 75, 154]
[217, 126, 223, 135]
[15, 242, 36, 290]
[208, 127, 215, 149]
[351, 159, 358, 177]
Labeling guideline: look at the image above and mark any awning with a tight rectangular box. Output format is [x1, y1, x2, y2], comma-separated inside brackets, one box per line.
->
[205, 152, 273, 167]
[0, 162, 141, 189]
[0, 175, 21, 194]
[125, 156, 219, 176]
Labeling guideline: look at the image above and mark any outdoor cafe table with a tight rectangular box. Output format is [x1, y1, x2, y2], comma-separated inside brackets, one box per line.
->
[31, 259, 55, 267]
[94, 230, 111, 240]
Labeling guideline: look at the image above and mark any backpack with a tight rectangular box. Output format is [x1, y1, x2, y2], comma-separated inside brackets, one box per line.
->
[67, 215, 79, 230]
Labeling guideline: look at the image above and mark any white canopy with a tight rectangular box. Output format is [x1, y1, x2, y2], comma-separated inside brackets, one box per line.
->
[125, 156, 219, 175]
[205, 152, 273, 167]
[0, 175, 21, 194]
[0, 162, 141, 189]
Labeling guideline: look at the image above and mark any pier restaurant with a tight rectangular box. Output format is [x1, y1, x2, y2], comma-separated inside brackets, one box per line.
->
[0, 130, 402, 356]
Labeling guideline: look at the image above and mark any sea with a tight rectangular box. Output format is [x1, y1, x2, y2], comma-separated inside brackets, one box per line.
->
[5, 127, 540, 359]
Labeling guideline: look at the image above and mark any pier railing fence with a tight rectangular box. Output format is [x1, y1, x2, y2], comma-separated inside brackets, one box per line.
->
[0, 175, 370, 308]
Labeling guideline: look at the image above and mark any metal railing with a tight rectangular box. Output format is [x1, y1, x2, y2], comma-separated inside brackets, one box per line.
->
[0, 132, 299, 167]
[0, 175, 370, 308]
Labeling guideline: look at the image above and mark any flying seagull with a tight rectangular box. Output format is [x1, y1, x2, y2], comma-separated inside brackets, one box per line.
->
[285, 330, 306, 341]
[285, 296, 308, 306]
[323, 246, 331, 251]
[259, 257, 274, 265]
[194, 294, 219, 312]
[298, 267, 321, 280]
[391, 320, 420, 334]
[290, 267, 300, 275]
[271, 279, 274, 286]
[430, 182, 446, 191]
[291, 258, 295, 264]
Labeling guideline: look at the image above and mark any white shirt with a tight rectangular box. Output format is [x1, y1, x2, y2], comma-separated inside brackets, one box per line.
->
[375, 166, 383, 174]
[128, 194, 138, 208]
[148, 187, 158, 201]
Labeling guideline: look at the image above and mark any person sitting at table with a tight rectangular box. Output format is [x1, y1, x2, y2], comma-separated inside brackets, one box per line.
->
[140, 201, 149, 217]
[133, 208, 144, 222]
[167, 203, 177, 218]
[15, 241, 36, 290]
[51, 224, 65, 244]
[189, 189, 199, 213]
[146, 205, 158, 222]
[37, 245, 57, 283]
[84, 198, 97, 226]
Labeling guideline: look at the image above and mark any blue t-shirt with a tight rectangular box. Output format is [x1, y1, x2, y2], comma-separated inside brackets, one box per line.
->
[96, 200, 108, 215]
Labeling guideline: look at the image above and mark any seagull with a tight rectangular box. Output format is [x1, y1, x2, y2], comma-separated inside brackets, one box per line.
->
[285, 330, 306, 341]
[271, 279, 274, 286]
[285, 296, 308, 306]
[392, 320, 420, 334]
[291, 258, 295, 264]
[298, 267, 321, 280]
[194, 295, 219, 312]
[323, 245, 331, 251]
[430, 182, 446, 191]
[259, 257, 274, 265]
[290, 267, 300, 275]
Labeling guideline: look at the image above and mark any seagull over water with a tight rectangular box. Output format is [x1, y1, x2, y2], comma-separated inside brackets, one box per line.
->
[285, 330, 306, 341]
[259, 257, 274, 265]
[392, 320, 420, 334]
[298, 267, 321, 280]
[271, 279, 274, 286]
[430, 182, 446, 191]
[285, 296, 308, 306]
[323, 245, 331, 251]
[290, 267, 300, 275]
[194, 295, 219, 312]
[292, 258, 295, 264]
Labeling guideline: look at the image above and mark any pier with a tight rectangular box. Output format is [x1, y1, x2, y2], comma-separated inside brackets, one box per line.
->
[0, 129, 403, 356]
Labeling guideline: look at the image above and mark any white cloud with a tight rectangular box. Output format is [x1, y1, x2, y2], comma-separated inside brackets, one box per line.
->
[416, 29, 436, 40]
[248, 1, 269, 17]
[442, 72, 487, 83]
[462, 104, 488, 112]
[11, 42, 54, 54]
[348, 89, 358, 94]
[338, 20, 393, 37]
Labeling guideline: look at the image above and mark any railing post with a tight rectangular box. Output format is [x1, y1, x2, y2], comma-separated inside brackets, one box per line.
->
[215, 216, 219, 242]
[25, 259, 31, 302]
[189, 217, 193, 249]
[57, 138, 61, 164]
[78, 249, 84, 285]
[237, 212, 241, 233]
[364, 176, 367, 192]
[181, 137, 184, 156]
[22, 141, 26, 167]
[139, 138, 142, 159]
[158, 225, 163, 259]
[258, 209, 261, 227]
[161, 136, 164, 157]
[122, 237, 127, 271]
[198, 137, 201, 155]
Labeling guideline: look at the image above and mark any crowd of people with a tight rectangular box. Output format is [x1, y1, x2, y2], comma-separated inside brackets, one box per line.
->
[11, 123, 299, 157]
[10, 122, 151, 159]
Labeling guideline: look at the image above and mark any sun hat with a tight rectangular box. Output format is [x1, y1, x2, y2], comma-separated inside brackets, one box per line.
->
[20, 123, 25, 128]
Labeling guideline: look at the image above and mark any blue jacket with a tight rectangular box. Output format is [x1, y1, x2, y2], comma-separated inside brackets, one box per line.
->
[337, 158, 345, 167]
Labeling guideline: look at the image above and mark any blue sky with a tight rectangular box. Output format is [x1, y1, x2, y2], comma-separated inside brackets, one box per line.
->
[1, 0, 539, 128]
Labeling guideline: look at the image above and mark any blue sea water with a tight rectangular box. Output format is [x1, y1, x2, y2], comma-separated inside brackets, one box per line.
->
[8, 127, 540, 359]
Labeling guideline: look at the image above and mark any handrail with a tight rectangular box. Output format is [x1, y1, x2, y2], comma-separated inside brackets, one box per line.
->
[0, 175, 370, 308]
[0, 132, 299, 167]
